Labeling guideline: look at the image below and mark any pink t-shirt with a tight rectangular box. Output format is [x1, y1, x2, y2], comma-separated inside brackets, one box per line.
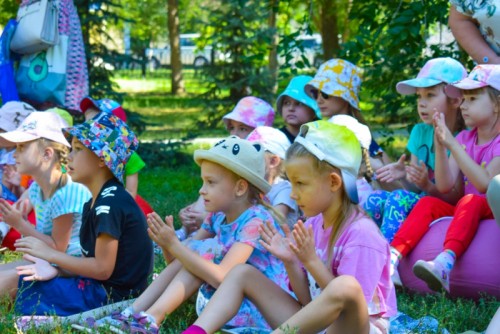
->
[305, 212, 397, 317]
[456, 128, 500, 196]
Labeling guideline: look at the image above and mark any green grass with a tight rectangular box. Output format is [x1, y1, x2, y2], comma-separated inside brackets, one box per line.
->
[0, 69, 498, 333]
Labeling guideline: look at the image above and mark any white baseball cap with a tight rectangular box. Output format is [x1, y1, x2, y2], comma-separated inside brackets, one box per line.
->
[0, 111, 70, 147]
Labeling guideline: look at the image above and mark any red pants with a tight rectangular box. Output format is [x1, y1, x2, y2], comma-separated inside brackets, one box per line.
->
[391, 194, 493, 258]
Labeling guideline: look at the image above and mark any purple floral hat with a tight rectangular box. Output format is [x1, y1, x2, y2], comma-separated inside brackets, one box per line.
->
[63, 112, 138, 183]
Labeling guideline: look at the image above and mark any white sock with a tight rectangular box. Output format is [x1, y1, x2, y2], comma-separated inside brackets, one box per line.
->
[390, 248, 402, 275]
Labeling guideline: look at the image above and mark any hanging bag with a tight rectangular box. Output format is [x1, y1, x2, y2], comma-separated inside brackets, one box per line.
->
[10, 0, 59, 55]
[16, 35, 68, 106]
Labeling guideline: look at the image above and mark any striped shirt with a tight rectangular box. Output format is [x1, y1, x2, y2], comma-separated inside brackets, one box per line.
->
[29, 177, 91, 256]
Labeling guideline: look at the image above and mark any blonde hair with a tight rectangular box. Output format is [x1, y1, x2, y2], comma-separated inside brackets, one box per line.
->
[37, 138, 69, 196]
[223, 165, 286, 226]
[247, 183, 286, 226]
[361, 148, 374, 182]
[286, 142, 361, 264]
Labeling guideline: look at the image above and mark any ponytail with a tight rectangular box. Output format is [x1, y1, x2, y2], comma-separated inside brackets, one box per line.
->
[248, 183, 287, 226]
[361, 148, 374, 183]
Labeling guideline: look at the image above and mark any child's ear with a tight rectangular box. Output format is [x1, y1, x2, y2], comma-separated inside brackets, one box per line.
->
[449, 96, 463, 110]
[269, 155, 281, 169]
[235, 179, 249, 197]
[98, 158, 107, 168]
[329, 171, 343, 192]
[43, 147, 54, 161]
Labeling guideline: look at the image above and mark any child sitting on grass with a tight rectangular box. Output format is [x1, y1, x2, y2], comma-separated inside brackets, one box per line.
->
[183, 121, 396, 334]
[0, 111, 91, 301]
[177, 96, 275, 240]
[82, 136, 291, 333]
[14, 112, 153, 322]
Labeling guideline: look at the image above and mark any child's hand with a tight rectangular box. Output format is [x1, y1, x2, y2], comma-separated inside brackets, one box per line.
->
[375, 154, 406, 182]
[147, 213, 177, 249]
[259, 221, 295, 264]
[406, 160, 430, 191]
[15, 254, 58, 281]
[433, 111, 454, 148]
[179, 206, 204, 234]
[0, 199, 24, 228]
[14, 236, 54, 260]
[289, 221, 317, 265]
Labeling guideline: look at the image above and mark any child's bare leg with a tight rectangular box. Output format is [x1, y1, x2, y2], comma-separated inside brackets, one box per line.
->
[147, 266, 203, 324]
[194, 264, 301, 333]
[272, 276, 369, 334]
[0, 261, 29, 298]
[131, 259, 183, 312]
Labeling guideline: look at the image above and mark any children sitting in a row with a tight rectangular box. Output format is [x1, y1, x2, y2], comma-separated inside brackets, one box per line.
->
[7, 56, 498, 334]
[12, 111, 153, 324]
[391, 64, 500, 292]
[0, 111, 91, 303]
[364, 57, 467, 243]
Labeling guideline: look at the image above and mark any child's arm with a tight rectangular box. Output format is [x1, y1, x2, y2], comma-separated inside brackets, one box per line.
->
[274, 204, 290, 221]
[406, 157, 463, 204]
[0, 199, 74, 252]
[290, 221, 334, 290]
[449, 6, 500, 64]
[178, 196, 207, 234]
[15, 234, 119, 280]
[434, 112, 500, 193]
[125, 173, 139, 199]
[260, 221, 311, 305]
[148, 214, 253, 289]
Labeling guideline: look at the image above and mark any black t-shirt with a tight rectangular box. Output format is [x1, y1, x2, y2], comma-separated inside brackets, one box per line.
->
[279, 126, 296, 144]
[80, 179, 153, 301]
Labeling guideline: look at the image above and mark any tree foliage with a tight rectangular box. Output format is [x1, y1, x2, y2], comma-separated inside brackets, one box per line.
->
[197, 0, 275, 128]
[339, 0, 471, 125]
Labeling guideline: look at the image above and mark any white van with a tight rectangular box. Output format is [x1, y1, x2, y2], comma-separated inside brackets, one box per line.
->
[145, 33, 213, 69]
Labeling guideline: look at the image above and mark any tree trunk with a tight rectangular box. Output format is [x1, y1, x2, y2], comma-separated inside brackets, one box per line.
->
[167, 0, 185, 95]
[268, 0, 279, 94]
[318, 0, 339, 60]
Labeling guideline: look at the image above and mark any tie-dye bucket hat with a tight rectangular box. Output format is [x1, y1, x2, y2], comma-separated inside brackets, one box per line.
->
[396, 57, 467, 95]
[305, 59, 362, 110]
[194, 135, 270, 194]
[450, 64, 500, 91]
[294, 120, 361, 204]
[222, 96, 275, 130]
[63, 112, 138, 183]
[276, 75, 321, 119]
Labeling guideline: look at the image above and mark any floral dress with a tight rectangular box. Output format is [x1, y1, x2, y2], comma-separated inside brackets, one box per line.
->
[188, 205, 291, 329]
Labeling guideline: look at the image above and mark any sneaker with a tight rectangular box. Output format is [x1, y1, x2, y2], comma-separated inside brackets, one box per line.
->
[391, 267, 403, 287]
[73, 311, 131, 334]
[127, 313, 159, 334]
[413, 259, 450, 292]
